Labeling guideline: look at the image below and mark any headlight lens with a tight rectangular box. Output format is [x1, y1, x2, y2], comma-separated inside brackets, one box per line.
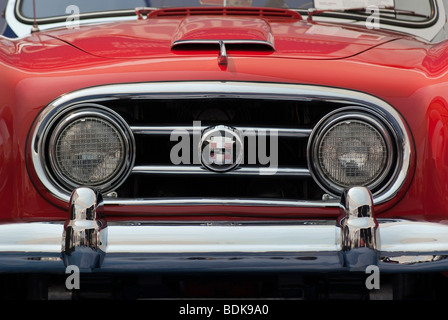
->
[49, 108, 134, 191]
[309, 110, 394, 196]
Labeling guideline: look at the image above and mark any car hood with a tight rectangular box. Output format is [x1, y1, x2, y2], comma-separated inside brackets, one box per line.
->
[43, 10, 404, 60]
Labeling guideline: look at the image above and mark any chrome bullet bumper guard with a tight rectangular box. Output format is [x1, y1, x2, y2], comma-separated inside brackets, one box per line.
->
[1, 186, 448, 274]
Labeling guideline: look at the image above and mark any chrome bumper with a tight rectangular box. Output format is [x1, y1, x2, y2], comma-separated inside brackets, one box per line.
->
[1, 187, 448, 274]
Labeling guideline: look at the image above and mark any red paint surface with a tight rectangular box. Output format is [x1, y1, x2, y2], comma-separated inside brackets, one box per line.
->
[1, 9, 447, 223]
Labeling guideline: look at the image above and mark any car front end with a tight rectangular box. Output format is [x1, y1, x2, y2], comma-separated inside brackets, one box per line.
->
[1, 0, 448, 300]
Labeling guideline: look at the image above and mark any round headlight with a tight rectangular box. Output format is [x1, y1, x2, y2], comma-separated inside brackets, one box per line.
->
[48, 108, 134, 191]
[308, 109, 395, 196]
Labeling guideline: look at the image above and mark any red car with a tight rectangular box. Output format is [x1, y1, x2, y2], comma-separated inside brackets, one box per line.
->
[1, 0, 448, 300]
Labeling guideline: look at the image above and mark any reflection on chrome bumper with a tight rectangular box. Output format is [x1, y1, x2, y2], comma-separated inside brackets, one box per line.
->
[1, 187, 448, 273]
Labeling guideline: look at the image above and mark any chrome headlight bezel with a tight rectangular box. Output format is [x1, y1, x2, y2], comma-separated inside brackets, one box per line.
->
[307, 107, 400, 198]
[39, 103, 135, 194]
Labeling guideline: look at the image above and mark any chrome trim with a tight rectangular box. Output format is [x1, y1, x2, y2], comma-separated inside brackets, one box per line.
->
[337, 187, 380, 269]
[6, 0, 444, 42]
[382, 255, 448, 265]
[1, 186, 448, 273]
[28, 81, 412, 206]
[46, 107, 135, 192]
[132, 165, 311, 177]
[305, 0, 439, 28]
[103, 198, 338, 207]
[307, 107, 399, 197]
[62, 188, 107, 269]
[13, 0, 438, 30]
[338, 187, 379, 251]
[15, 2, 138, 25]
[218, 40, 228, 66]
[6, 0, 138, 38]
[106, 221, 340, 253]
[0, 220, 340, 254]
[299, 0, 444, 43]
[3, 218, 448, 254]
[131, 125, 312, 138]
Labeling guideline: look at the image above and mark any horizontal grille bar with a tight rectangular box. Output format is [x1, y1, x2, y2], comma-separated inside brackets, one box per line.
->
[132, 165, 311, 177]
[131, 126, 312, 138]
[105, 197, 338, 207]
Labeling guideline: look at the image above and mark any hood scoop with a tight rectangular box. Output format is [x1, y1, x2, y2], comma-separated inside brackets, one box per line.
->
[171, 16, 276, 61]
[172, 39, 274, 66]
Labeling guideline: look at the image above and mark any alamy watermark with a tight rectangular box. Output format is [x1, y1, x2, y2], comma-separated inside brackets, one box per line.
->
[170, 121, 279, 175]
[63, 264, 380, 292]
[65, 265, 80, 290]
[365, 265, 380, 290]
[366, 6, 381, 30]
[65, 5, 80, 29]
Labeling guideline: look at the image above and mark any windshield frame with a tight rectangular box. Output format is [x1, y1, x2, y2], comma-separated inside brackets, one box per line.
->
[15, 3, 137, 25]
[14, 0, 439, 29]
[308, 0, 439, 29]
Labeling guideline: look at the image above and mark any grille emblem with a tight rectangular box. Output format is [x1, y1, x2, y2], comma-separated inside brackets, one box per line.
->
[199, 125, 243, 172]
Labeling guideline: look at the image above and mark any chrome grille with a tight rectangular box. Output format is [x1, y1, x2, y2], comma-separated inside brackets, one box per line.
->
[29, 82, 412, 207]
[105, 97, 332, 201]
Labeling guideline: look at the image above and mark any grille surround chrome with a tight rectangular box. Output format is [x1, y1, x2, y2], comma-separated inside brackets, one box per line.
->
[27, 81, 413, 208]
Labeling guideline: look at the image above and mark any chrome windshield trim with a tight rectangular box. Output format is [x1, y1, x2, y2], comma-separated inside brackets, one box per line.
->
[7, 0, 444, 41]
[14, 2, 138, 25]
[14, 0, 437, 29]
[302, 0, 439, 28]
[7, 1, 137, 38]
[28, 81, 412, 207]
